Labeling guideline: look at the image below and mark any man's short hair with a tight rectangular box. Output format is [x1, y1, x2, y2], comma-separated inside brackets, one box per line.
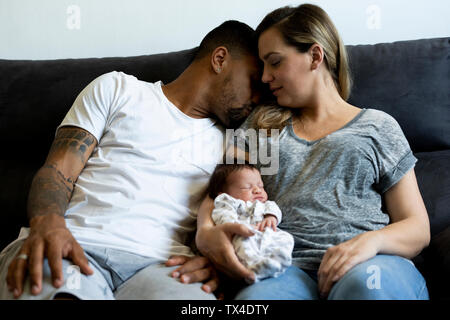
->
[194, 20, 258, 60]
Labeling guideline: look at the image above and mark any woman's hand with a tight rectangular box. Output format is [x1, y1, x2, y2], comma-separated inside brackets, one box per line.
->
[195, 196, 255, 283]
[196, 223, 256, 283]
[317, 231, 382, 298]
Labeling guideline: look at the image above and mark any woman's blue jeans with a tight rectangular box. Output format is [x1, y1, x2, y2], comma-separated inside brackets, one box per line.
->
[235, 254, 429, 300]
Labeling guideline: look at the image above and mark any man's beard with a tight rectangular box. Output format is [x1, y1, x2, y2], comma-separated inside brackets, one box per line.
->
[216, 76, 254, 128]
[226, 104, 253, 129]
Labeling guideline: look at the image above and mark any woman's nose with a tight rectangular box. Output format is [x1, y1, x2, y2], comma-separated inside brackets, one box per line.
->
[261, 67, 273, 84]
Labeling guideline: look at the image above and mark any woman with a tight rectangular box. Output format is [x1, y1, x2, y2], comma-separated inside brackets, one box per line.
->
[195, 4, 430, 300]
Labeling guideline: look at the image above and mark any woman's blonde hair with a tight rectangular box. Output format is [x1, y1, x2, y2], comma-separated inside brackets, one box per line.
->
[253, 4, 352, 131]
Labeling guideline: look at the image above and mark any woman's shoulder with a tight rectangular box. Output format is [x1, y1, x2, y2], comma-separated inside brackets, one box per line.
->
[360, 108, 400, 124]
[356, 108, 403, 133]
[356, 108, 409, 146]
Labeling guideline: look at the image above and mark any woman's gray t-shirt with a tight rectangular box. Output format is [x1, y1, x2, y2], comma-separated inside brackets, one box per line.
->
[232, 108, 417, 270]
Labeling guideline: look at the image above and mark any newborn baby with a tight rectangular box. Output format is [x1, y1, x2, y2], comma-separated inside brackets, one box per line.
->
[206, 163, 294, 283]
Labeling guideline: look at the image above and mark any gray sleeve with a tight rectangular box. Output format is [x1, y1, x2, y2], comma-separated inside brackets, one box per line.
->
[372, 113, 417, 194]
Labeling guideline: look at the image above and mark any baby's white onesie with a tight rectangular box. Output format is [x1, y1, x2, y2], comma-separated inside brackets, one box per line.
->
[212, 193, 294, 282]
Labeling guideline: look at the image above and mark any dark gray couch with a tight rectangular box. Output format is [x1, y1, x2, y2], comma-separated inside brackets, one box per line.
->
[0, 37, 449, 300]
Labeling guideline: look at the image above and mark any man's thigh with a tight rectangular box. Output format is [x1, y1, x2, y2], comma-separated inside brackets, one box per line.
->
[114, 263, 216, 300]
[0, 238, 113, 300]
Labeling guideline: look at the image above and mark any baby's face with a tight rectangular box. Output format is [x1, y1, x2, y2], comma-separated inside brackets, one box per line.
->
[223, 168, 268, 203]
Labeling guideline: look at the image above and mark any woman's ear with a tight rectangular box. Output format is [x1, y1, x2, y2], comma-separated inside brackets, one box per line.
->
[211, 46, 229, 74]
[309, 44, 324, 71]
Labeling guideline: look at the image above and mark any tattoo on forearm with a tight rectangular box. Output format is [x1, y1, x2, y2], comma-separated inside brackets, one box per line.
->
[27, 127, 96, 220]
[27, 164, 75, 219]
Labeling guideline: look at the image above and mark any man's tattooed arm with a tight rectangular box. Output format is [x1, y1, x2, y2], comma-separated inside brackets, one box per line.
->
[27, 126, 97, 221]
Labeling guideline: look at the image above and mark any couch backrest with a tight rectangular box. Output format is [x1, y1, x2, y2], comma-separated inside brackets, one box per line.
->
[347, 37, 449, 153]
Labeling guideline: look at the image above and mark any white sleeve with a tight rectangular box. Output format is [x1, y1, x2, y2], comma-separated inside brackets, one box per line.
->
[263, 200, 282, 225]
[211, 194, 240, 225]
[56, 71, 122, 142]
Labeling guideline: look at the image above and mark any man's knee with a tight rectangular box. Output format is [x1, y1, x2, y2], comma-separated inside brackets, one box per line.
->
[1, 254, 112, 300]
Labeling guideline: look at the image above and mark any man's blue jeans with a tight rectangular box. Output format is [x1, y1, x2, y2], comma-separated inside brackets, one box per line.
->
[235, 254, 429, 300]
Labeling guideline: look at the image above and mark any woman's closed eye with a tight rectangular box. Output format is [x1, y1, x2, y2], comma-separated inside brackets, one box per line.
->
[270, 60, 280, 67]
[268, 57, 281, 67]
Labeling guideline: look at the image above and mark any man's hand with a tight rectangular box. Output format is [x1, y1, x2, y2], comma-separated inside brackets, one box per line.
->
[196, 223, 255, 283]
[6, 214, 93, 298]
[165, 255, 220, 294]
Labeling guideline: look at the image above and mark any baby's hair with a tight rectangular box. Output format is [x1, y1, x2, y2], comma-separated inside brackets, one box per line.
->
[206, 163, 259, 199]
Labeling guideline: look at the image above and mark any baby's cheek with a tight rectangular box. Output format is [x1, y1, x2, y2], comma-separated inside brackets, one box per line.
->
[240, 191, 254, 202]
[262, 191, 269, 201]
[228, 190, 251, 202]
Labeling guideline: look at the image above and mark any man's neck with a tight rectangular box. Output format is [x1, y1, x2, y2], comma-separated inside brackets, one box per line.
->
[161, 64, 212, 119]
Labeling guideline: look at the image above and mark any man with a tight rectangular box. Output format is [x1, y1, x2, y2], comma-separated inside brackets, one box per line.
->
[0, 20, 260, 300]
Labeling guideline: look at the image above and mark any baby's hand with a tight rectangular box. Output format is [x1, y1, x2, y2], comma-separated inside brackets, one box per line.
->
[256, 214, 278, 232]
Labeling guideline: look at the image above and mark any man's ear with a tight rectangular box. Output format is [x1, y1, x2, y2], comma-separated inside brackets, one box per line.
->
[211, 46, 229, 74]
[309, 44, 324, 71]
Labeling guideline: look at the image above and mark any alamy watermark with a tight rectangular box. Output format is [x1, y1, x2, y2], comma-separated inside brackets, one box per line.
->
[169, 124, 280, 175]
[366, 4, 382, 30]
[66, 5, 81, 30]
[225, 128, 279, 175]
[65, 265, 81, 290]
[366, 264, 381, 290]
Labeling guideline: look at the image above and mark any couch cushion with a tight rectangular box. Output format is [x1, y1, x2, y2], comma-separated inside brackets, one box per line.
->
[347, 37, 450, 153]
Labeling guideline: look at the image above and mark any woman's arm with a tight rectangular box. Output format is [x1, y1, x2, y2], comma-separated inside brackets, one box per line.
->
[317, 168, 430, 297]
[375, 168, 430, 257]
[195, 196, 255, 282]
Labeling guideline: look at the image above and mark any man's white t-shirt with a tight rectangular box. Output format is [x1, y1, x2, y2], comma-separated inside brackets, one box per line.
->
[57, 71, 225, 261]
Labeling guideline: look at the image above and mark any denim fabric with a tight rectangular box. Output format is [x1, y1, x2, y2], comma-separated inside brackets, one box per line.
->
[0, 238, 215, 300]
[235, 254, 429, 300]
